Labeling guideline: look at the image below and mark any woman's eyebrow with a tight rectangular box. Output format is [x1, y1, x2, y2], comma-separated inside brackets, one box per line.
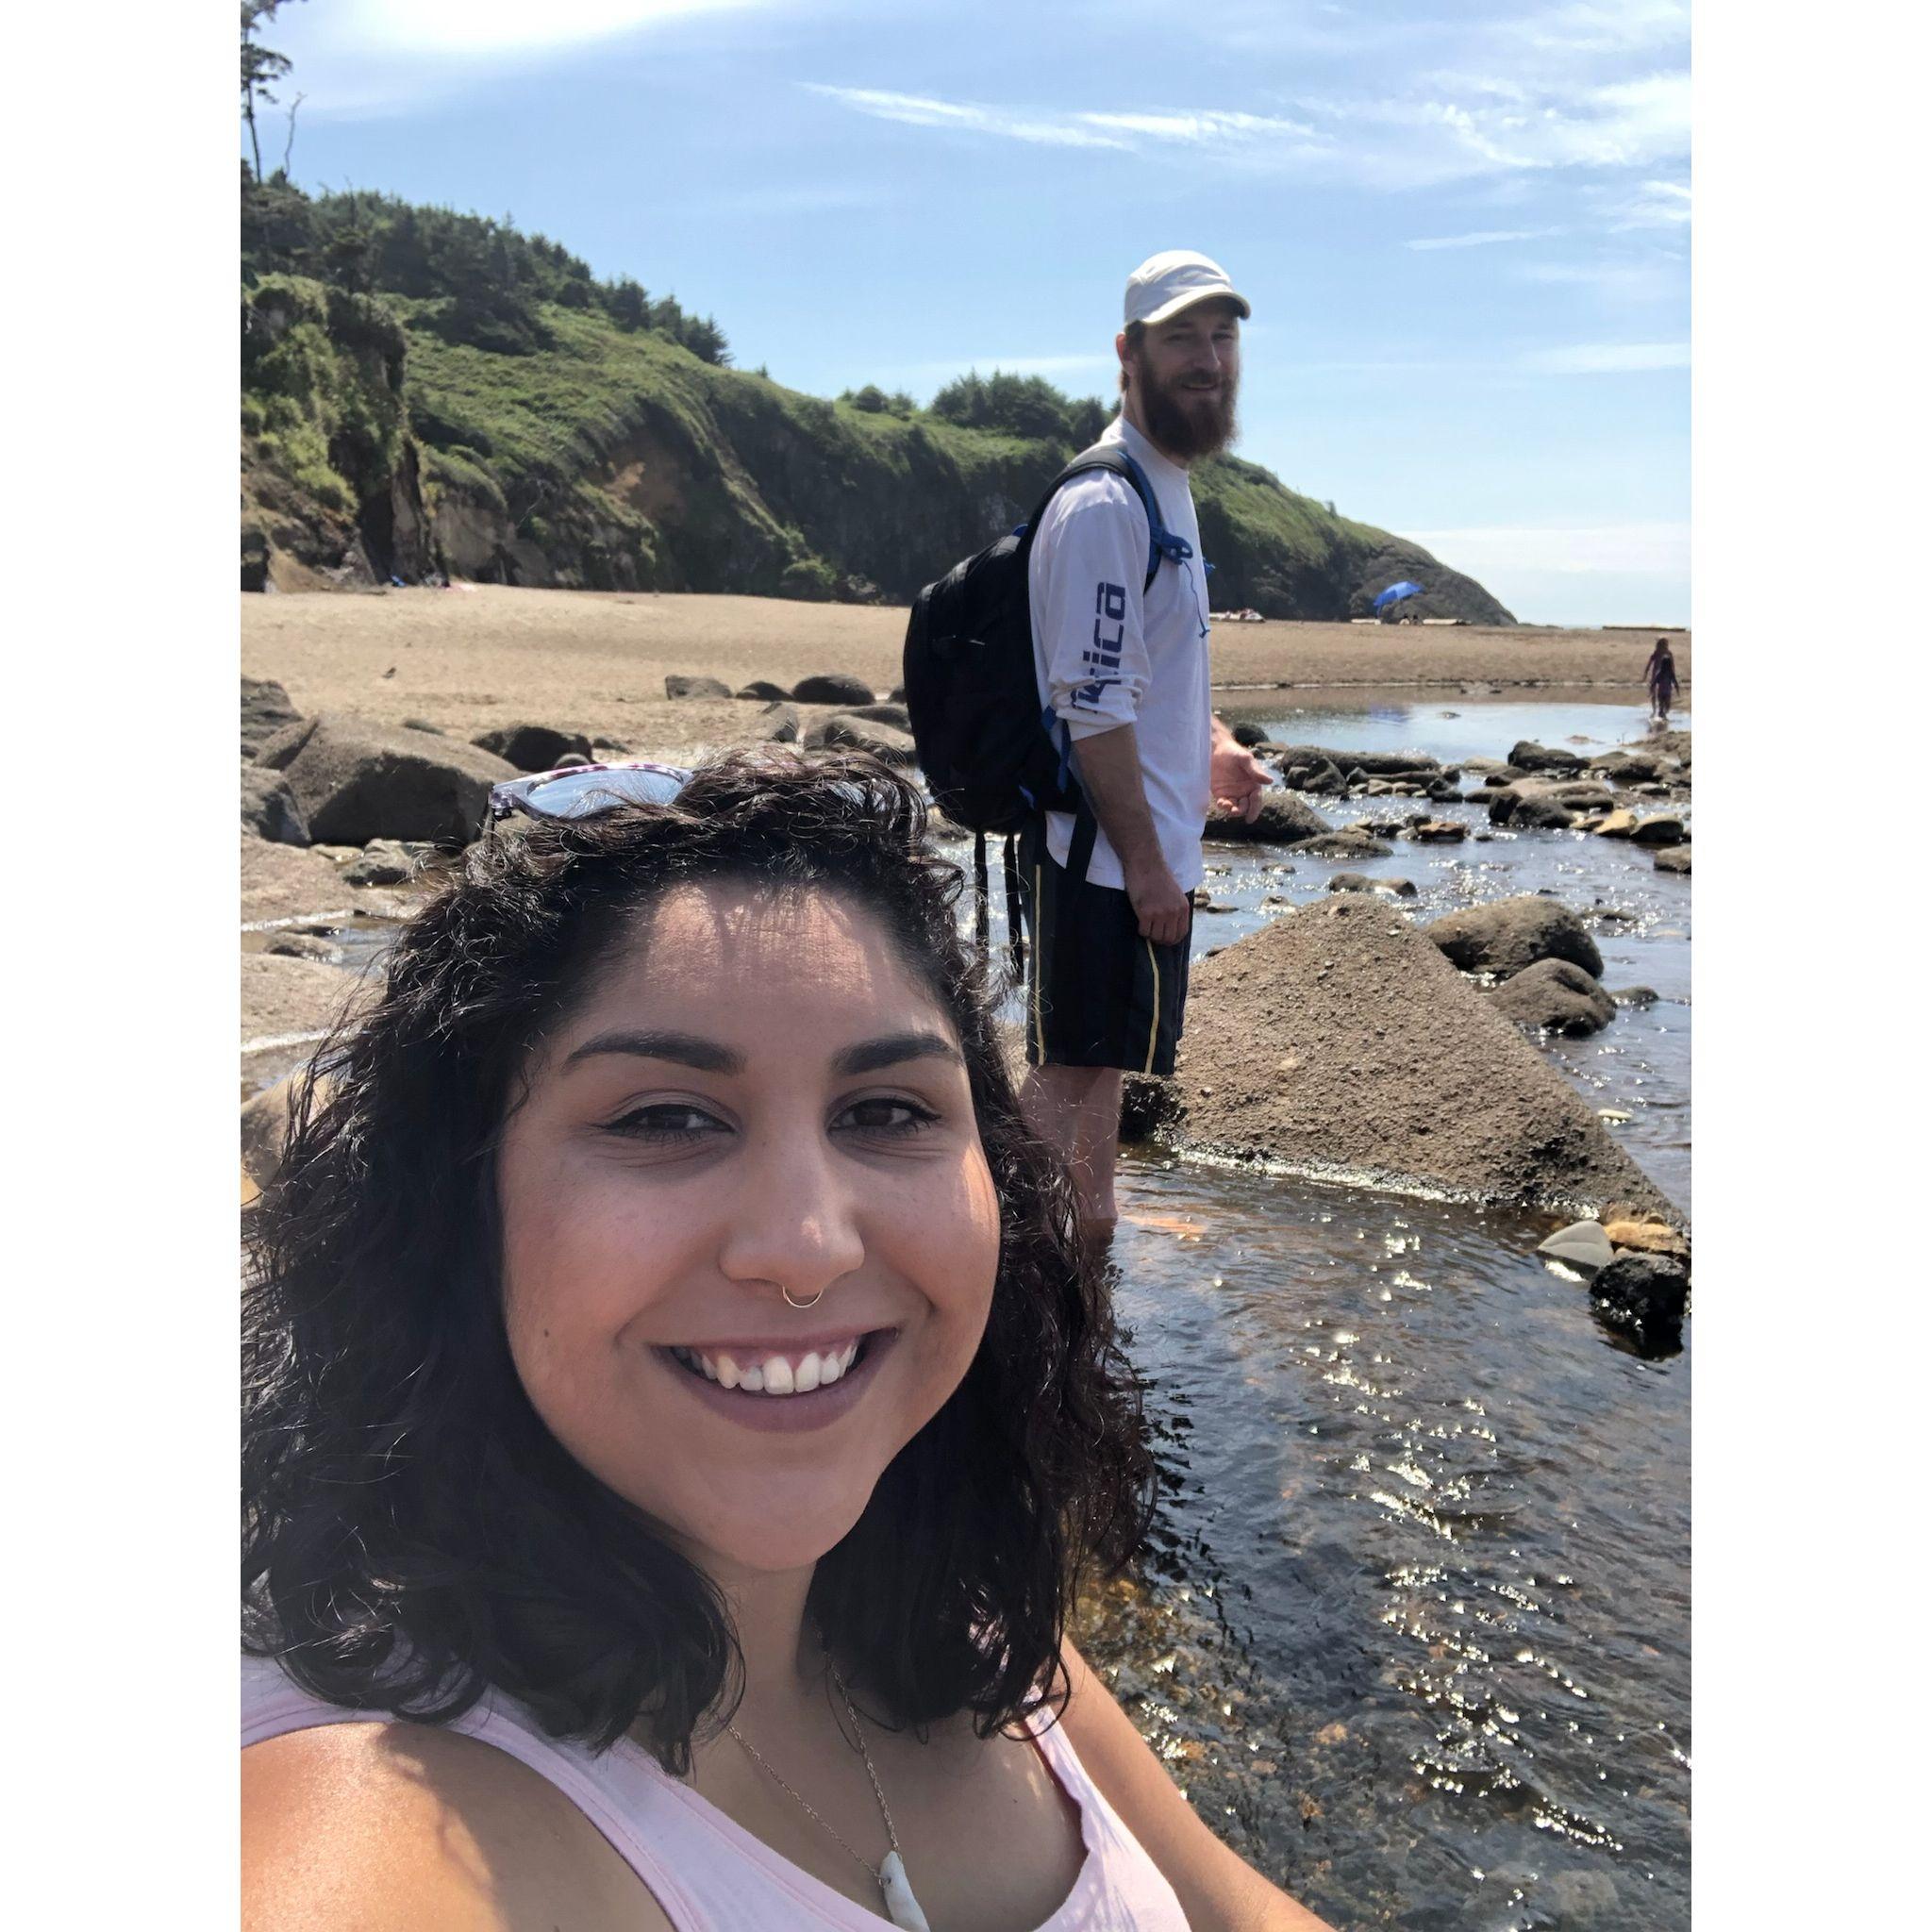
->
[562, 1029, 742, 1074]
[832, 1031, 964, 1075]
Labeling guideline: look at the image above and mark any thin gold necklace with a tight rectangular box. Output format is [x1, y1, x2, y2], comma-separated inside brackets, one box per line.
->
[725, 1665, 930, 1931]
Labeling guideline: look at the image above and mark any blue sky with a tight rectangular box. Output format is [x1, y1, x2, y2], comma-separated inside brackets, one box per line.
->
[258, 0, 1690, 625]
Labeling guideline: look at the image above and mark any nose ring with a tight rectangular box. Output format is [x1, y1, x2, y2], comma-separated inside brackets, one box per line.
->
[781, 1285, 827, 1310]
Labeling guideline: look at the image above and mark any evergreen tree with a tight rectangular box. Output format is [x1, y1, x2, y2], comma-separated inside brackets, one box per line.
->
[241, 2, 307, 184]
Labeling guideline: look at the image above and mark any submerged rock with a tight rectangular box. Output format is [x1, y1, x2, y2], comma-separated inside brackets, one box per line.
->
[1327, 873, 1418, 898]
[1157, 895, 1677, 1219]
[1486, 958, 1617, 1036]
[1654, 845, 1692, 875]
[1426, 895, 1605, 980]
[1292, 828, 1394, 859]
[1406, 819, 1466, 842]
[259, 714, 519, 844]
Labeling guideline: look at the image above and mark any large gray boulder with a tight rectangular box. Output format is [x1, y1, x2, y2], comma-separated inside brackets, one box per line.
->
[242, 676, 301, 759]
[792, 673, 874, 706]
[1426, 895, 1605, 980]
[471, 723, 593, 773]
[1158, 894, 1677, 1220]
[1486, 958, 1617, 1036]
[241, 764, 309, 846]
[258, 713, 519, 845]
[808, 714, 919, 765]
[1203, 795, 1333, 844]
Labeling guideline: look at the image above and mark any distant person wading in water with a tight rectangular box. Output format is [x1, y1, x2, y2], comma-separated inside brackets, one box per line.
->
[1645, 637, 1680, 724]
[1018, 250, 1274, 1241]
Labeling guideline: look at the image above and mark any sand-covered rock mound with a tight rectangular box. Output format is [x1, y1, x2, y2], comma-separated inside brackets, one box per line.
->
[1160, 895, 1675, 1220]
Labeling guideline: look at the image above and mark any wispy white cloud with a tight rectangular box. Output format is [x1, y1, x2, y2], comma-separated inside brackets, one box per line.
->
[1405, 228, 1551, 251]
[801, 88, 1329, 158]
[1524, 340, 1689, 373]
[806, 54, 1687, 192]
[1598, 177, 1693, 230]
[801, 86, 1132, 150]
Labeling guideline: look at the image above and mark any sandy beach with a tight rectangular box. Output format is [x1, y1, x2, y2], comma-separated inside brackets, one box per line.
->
[242, 587, 1690, 762]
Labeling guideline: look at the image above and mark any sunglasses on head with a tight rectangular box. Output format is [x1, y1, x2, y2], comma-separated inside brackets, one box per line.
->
[486, 760, 696, 829]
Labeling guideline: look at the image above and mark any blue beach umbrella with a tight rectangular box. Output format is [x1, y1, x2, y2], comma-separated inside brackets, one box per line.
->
[1373, 580, 1424, 612]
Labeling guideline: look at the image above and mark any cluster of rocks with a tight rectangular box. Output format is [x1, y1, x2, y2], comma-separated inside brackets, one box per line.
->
[1538, 1213, 1692, 1352]
[1260, 725, 1693, 876]
[661, 669, 918, 766]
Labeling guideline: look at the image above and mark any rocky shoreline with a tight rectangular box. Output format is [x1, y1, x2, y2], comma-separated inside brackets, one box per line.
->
[240, 641, 1690, 1338]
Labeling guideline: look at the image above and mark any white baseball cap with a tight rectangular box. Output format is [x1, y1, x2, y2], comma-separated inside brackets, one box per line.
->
[1124, 250, 1252, 327]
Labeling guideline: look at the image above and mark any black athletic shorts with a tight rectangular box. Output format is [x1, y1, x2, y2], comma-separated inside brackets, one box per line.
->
[1015, 819, 1193, 1075]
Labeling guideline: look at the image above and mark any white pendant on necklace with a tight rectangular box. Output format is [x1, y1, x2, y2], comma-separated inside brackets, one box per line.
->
[878, 1849, 930, 1932]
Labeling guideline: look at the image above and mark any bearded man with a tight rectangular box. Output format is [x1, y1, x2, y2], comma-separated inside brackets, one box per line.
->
[1018, 249, 1274, 1238]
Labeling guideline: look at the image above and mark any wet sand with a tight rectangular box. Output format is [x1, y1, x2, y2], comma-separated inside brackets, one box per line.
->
[242, 588, 1690, 762]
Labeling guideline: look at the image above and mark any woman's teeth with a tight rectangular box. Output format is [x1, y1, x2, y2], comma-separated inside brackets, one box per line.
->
[671, 1339, 864, 1396]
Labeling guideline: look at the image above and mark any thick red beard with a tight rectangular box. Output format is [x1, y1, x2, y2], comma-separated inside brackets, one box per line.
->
[1132, 353, 1240, 460]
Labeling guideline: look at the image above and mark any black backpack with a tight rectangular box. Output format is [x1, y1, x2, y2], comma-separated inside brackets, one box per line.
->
[902, 443, 1189, 958]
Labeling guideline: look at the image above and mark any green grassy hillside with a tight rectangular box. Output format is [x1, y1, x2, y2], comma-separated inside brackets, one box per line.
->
[239, 179, 1512, 622]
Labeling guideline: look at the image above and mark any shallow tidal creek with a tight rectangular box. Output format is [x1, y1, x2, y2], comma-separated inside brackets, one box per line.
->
[1034, 691, 1691, 1931]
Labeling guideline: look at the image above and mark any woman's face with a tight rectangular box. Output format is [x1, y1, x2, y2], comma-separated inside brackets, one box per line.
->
[496, 879, 1002, 1578]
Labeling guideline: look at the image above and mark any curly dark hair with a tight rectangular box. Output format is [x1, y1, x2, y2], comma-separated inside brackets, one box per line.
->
[242, 748, 1156, 1772]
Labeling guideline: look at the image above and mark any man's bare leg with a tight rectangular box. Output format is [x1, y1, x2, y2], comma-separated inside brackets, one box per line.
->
[1020, 1063, 1126, 1233]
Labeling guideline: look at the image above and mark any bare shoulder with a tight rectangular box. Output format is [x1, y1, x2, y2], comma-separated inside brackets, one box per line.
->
[242, 1720, 673, 1932]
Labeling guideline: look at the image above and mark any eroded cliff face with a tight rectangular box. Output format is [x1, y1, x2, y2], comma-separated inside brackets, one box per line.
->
[242, 284, 1514, 624]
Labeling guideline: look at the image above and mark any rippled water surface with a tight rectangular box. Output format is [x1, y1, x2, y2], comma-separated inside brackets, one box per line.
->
[1060, 693, 1690, 1930]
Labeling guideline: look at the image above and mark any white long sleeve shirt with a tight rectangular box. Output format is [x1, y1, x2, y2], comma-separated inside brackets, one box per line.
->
[1027, 416, 1214, 891]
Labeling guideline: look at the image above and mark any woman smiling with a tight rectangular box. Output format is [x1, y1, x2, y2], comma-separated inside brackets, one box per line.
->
[242, 750, 1333, 1930]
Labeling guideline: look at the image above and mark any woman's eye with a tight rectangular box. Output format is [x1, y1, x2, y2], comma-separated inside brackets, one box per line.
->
[607, 1104, 728, 1142]
[836, 1097, 940, 1137]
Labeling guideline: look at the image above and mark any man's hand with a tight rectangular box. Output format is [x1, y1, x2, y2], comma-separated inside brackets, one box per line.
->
[1124, 857, 1191, 946]
[1209, 739, 1274, 824]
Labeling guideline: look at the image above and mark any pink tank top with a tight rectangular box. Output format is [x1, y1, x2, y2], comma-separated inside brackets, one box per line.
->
[242, 1655, 1189, 1929]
